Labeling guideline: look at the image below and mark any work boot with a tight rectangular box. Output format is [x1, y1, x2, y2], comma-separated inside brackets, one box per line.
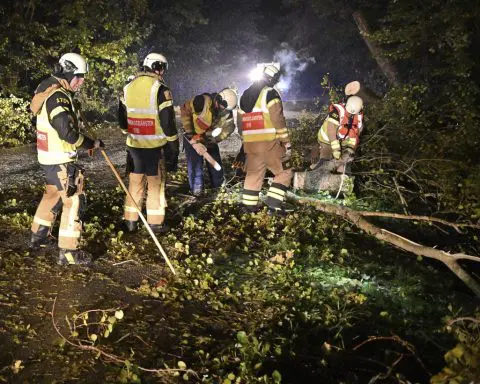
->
[28, 232, 55, 250]
[149, 223, 169, 234]
[124, 220, 138, 233]
[239, 204, 261, 215]
[58, 249, 92, 266]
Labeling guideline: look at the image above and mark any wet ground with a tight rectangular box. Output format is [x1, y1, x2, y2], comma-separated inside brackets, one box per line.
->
[2, 117, 476, 383]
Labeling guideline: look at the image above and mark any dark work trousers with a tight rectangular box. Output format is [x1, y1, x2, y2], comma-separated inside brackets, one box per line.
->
[183, 137, 224, 194]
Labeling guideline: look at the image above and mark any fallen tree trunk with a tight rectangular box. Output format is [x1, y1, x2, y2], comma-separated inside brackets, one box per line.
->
[291, 194, 480, 298]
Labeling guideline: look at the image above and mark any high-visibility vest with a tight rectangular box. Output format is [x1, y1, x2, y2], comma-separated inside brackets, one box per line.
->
[239, 87, 277, 143]
[36, 88, 83, 165]
[318, 103, 363, 147]
[191, 95, 214, 135]
[123, 74, 171, 148]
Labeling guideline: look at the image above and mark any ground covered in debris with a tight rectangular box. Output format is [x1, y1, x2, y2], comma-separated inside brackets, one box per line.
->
[0, 125, 479, 383]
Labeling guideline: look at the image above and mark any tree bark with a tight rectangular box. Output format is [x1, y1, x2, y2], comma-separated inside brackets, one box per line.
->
[291, 195, 480, 298]
[353, 11, 399, 85]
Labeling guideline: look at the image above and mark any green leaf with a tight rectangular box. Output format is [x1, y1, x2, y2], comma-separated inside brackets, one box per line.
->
[272, 370, 282, 382]
[236, 331, 248, 344]
[114, 310, 124, 320]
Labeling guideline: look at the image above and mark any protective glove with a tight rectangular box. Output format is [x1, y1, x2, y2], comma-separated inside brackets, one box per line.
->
[331, 140, 341, 160]
[192, 142, 207, 156]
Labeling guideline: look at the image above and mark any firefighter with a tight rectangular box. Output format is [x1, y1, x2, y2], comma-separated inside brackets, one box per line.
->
[237, 64, 293, 215]
[316, 93, 364, 174]
[118, 52, 179, 233]
[29, 52, 104, 265]
[180, 88, 237, 196]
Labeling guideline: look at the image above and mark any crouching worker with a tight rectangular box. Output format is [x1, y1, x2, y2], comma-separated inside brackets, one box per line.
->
[316, 82, 364, 174]
[29, 53, 104, 265]
[118, 53, 179, 233]
[180, 88, 237, 196]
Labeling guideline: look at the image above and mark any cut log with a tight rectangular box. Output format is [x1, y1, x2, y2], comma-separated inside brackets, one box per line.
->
[293, 160, 353, 194]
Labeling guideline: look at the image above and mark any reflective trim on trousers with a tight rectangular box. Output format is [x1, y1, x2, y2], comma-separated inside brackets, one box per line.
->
[33, 217, 52, 227]
[59, 229, 81, 238]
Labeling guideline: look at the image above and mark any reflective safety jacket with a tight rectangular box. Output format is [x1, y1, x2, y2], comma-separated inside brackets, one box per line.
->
[239, 86, 288, 143]
[318, 103, 363, 149]
[180, 93, 235, 144]
[36, 88, 84, 165]
[123, 73, 177, 148]
[192, 94, 214, 135]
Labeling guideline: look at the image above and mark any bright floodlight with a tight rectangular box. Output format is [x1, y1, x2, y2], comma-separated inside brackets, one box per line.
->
[249, 67, 263, 81]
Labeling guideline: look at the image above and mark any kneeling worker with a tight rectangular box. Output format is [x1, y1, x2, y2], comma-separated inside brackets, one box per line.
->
[316, 82, 364, 174]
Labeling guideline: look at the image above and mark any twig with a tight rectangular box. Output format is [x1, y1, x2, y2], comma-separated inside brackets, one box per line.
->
[392, 176, 409, 215]
[134, 334, 152, 348]
[115, 333, 131, 344]
[50, 297, 195, 377]
[448, 317, 480, 326]
[352, 335, 430, 376]
[112, 260, 135, 266]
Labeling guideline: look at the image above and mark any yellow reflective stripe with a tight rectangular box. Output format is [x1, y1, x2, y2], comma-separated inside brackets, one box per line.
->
[33, 217, 52, 227]
[158, 100, 173, 111]
[50, 106, 68, 119]
[276, 128, 287, 134]
[319, 127, 330, 143]
[124, 206, 137, 213]
[276, 132, 289, 139]
[74, 134, 85, 147]
[269, 187, 285, 196]
[242, 194, 259, 201]
[327, 117, 340, 125]
[166, 134, 178, 142]
[59, 229, 81, 238]
[243, 128, 277, 135]
[331, 140, 341, 150]
[267, 191, 284, 201]
[346, 138, 357, 145]
[267, 99, 281, 108]
[242, 200, 258, 206]
[147, 208, 165, 215]
[63, 251, 76, 264]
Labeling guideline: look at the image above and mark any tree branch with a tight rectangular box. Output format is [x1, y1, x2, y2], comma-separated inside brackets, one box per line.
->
[291, 194, 480, 298]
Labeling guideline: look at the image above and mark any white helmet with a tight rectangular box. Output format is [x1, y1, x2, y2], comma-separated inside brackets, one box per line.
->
[143, 53, 168, 72]
[217, 88, 238, 111]
[263, 64, 280, 84]
[345, 96, 363, 114]
[59, 53, 89, 75]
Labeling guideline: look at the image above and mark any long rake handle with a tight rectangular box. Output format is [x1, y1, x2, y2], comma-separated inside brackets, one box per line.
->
[100, 149, 176, 275]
